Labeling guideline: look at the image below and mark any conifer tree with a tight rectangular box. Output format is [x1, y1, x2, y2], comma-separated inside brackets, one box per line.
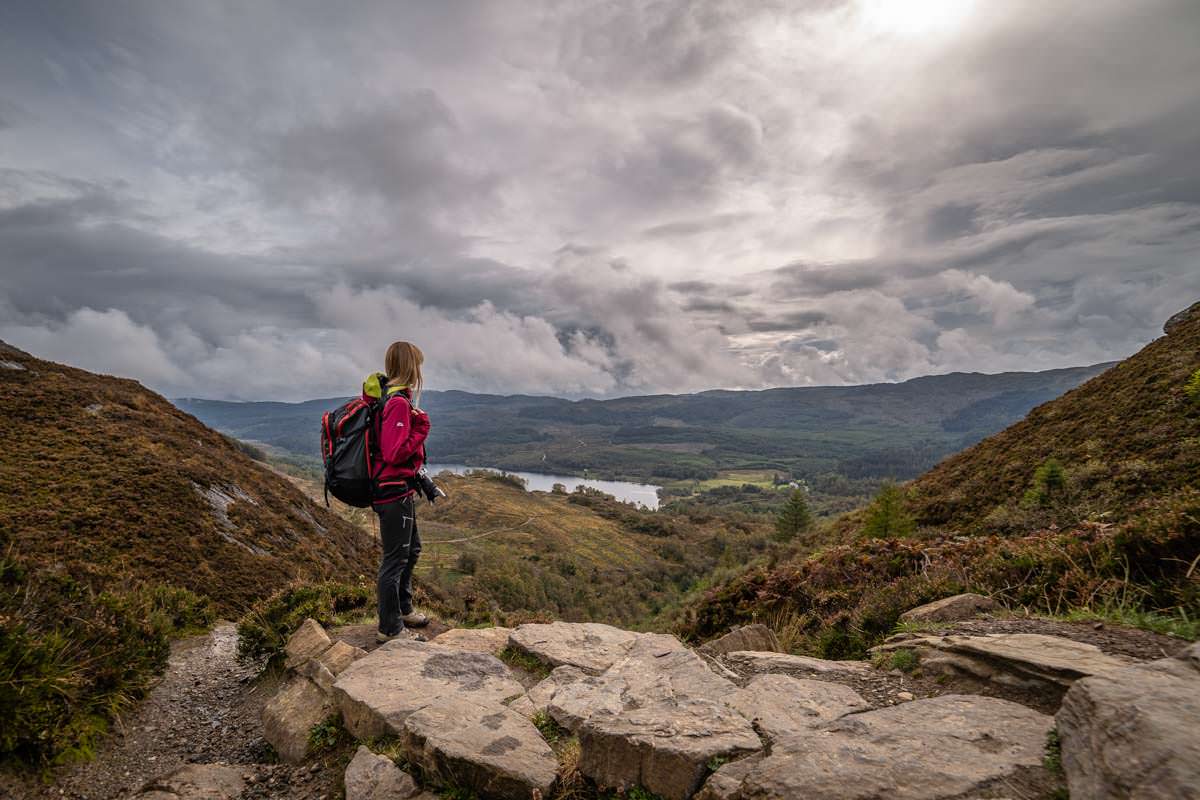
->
[863, 481, 916, 538]
[775, 488, 813, 541]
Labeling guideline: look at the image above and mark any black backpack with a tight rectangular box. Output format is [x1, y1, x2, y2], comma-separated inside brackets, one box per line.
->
[320, 393, 384, 507]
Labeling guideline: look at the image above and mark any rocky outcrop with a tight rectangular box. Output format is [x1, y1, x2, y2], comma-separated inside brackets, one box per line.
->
[344, 745, 420, 800]
[873, 632, 1133, 698]
[1057, 641, 1200, 799]
[898, 593, 996, 623]
[1163, 300, 1200, 334]
[697, 624, 780, 656]
[507, 621, 680, 674]
[702, 694, 1053, 799]
[550, 635, 761, 800]
[262, 676, 335, 763]
[433, 626, 514, 655]
[402, 698, 558, 800]
[333, 638, 526, 739]
[258, 618, 1200, 800]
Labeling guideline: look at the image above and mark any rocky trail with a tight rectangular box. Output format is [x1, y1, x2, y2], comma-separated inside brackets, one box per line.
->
[5, 596, 1197, 800]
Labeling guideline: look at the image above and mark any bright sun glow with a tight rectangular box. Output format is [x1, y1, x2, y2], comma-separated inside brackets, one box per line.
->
[858, 0, 976, 36]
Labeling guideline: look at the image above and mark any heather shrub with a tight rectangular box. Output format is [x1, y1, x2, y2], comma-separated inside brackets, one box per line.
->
[1, 557, 214, 766]
[236, 580, 372, 662]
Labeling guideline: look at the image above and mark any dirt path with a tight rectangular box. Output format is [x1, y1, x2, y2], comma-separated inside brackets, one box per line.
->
[4, 624, 340, 800]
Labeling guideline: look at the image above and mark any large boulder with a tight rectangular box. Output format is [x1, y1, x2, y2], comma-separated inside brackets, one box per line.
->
[332, 639, 526, 739]
[344, 745, 420, 800]
[402, 697, 558, 800]
[507, 621, 683, 674]
[558, 636, 761, 800]
[284, 618, 333, 669]
[434, 626, 514, 655]
[872, 633, 1134, 697]
[1057, 641, 1200, 799]
[697, 624, 781, 656]
[899, 593, 996, 623]
[703, 694, 1052, 799]
[721, 650, 871, 677]
[725, 674, 868, 740]
[262, 675, 336, 763]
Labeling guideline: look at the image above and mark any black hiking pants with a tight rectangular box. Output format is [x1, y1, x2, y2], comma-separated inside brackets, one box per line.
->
[375, 495, 421, 636]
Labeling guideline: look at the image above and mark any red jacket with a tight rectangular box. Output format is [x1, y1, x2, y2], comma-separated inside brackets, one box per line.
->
[366, 389, 430, 502]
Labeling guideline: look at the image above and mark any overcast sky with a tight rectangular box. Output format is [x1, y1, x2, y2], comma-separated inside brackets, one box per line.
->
[2, 1, 1198, 400]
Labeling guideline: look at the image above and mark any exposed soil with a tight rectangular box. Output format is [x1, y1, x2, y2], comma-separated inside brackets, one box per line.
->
[1, 624, 344, 800]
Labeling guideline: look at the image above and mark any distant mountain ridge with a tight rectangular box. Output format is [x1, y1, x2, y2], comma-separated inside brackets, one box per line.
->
[176, 363, 1114, 483]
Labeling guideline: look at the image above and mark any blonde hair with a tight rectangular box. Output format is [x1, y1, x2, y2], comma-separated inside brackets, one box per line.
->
[384, 341, 424, 406]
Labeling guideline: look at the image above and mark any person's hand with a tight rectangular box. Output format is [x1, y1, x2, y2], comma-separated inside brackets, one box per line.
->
[410, 408, 431, 434]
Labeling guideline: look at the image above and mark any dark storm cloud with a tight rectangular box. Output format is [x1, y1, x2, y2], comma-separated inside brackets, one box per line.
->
[1, 0, 1198, 397]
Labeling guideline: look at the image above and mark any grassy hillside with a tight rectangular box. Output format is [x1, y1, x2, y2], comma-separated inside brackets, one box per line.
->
[677, 304, 1200, 656]
[279, 468, 777, 629]
[0, 341, 378, 765]
[176, 363, 1109, 485]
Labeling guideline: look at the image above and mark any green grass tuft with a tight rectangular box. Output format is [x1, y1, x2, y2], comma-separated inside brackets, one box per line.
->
[498, 646, 553, 679]
[307, 715, 348, 754]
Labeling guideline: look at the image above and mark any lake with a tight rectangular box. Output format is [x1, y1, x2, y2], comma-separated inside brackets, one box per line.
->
[428, 464, 662, 510]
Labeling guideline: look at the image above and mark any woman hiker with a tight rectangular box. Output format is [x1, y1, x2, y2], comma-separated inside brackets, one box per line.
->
[367, 340, 433, 643]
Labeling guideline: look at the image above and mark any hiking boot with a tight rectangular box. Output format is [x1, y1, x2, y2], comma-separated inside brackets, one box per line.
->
[401, 610, 430, 628]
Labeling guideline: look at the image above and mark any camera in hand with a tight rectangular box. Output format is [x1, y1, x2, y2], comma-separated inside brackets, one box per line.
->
[414, 467, 447, 503]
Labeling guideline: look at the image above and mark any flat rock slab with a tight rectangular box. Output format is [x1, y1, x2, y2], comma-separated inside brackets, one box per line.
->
[402, 697, 557, 800]
[563, 637, 761, 800]
[135, 764, 247, 799]
[900, 593, 997, 623]
[508, 621, 686, 674]
[333, 639, 526, 739]
[262, 675, 336, 763]
[1057, 641, 1200, 799]
[433, 626, 514, 655]
[721, 650, 872, 677]
[876, 632, 1135, 691]
[725, 674, 868, 740]
[344, 745, 420, 800]
[705, 694, 1053, 799]
[698, 624, 781, 656]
